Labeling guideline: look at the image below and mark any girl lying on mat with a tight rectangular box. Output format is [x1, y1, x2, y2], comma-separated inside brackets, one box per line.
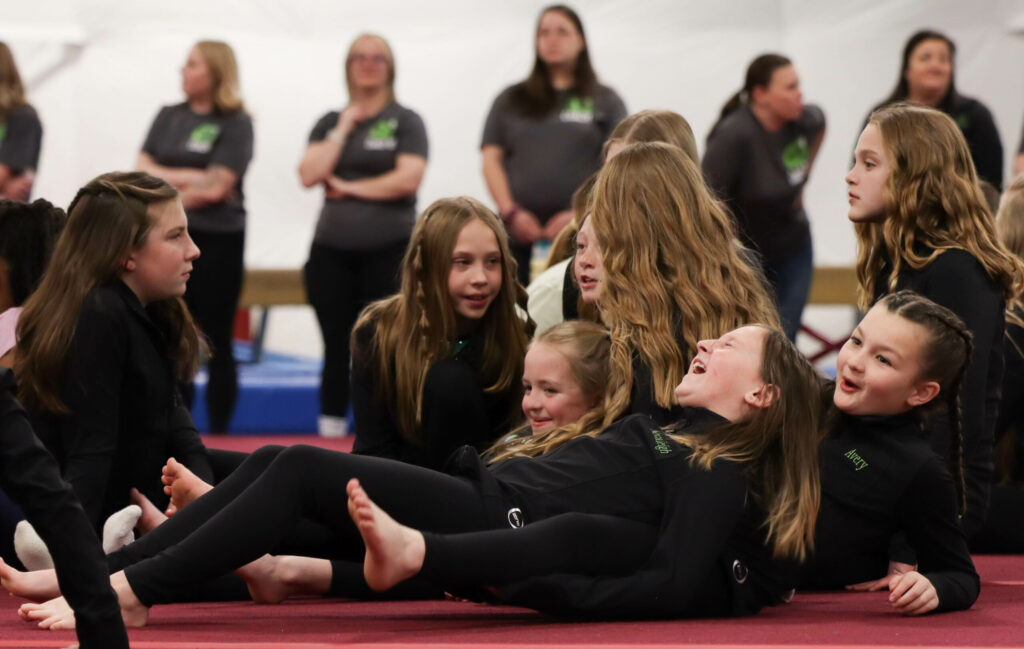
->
[7, 322, 825, 624]
[346, 291, 979, 617]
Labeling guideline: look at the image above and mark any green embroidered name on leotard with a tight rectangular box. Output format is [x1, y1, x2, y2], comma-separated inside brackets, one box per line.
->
[650, 429, 672, 455]
[844, 448, 869, 471]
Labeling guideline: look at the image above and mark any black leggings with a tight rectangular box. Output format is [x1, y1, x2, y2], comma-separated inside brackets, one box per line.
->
[420, 513, 656, 588]
[304, 241, 406, 418]
[185, 229, 244, 432]
[116, 445, 496, 606]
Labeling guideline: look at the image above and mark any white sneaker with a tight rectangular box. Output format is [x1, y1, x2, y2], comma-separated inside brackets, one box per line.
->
[318, 415, 349, 438]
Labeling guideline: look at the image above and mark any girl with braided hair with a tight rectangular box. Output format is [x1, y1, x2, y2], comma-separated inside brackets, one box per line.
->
[349, 196, 531, 469]
[847, 103, 1024, 543]
[338, 291, 977, 617]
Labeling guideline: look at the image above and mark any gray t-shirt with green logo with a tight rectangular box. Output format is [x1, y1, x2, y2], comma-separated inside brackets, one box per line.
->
[703, 104, 825, 263]
[482, 84, 626, 223]
[308, 103, 428, 251]
[141, 103, 254, 233]
[0, 104, 42, 175]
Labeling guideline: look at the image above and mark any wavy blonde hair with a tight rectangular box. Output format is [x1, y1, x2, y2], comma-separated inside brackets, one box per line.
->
[0, 42, 26, 118]
[487, 320, 611, 462]
[671, 327, 824, 561]
[16, 172, 201, 414]
[589, 142, 779, 421]
[194, 41, 246, 115]
[352, 197, 532, 446]
[547, 110, 700, 268]
[854, 103, 1024, 311]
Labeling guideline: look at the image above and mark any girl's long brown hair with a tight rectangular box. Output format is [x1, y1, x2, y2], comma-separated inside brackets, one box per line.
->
[352, 197, 532, 446]
[854, 103, 1024, 311]
[0, 42, 26, 118]
[590, 142, 779, 424]
[671, 328, 824, 561]
[16, 171, 201, 414]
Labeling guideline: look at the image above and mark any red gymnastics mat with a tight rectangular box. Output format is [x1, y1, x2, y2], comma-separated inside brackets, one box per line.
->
[2, 555, 1023, 649]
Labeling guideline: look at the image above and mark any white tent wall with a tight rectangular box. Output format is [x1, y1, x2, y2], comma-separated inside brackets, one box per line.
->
[2, 0, 1022, 359]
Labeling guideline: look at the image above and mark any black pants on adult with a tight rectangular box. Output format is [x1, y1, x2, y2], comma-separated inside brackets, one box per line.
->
[114, 445, 499, 605]
[304, 241, 406, 418]
[0, 371, 128, 649]
[185, 229, 244, 432]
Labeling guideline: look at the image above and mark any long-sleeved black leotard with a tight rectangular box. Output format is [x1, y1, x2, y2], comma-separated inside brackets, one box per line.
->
[105, 409, 784, 613]
[801, 412, 979, 613]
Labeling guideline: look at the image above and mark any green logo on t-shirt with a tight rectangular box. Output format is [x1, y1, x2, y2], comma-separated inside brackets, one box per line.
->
[560, 96, 595, 123]
[365, 118, 398, 151]
[782, 136, 811, 184]
[0, 123, 6, 145]
[186, 123, 220, 153]
[954, 113, 970, 130]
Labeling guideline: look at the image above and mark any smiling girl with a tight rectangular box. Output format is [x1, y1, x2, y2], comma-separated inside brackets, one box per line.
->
[847, 103, 1024, 539]
[349, 197, 531, 469]
[15, 172, 213, 536]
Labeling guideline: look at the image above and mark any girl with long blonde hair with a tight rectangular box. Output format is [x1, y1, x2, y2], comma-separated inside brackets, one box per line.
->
[0, 42, 42, 201]
[136, 40, 253, 433]
[350, 196, 531, 469]
[579, 141, 778, 427]
[847, 102, 1024, 540]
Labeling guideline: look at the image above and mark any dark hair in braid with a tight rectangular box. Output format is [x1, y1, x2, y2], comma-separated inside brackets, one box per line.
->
[878, 290, 973, 514]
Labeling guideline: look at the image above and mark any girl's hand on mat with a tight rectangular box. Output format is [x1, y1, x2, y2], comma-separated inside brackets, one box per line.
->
[846, 560, 915, 591]
[887, 570, 938, 615]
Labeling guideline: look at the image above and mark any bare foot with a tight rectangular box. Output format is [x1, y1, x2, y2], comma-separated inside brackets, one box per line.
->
[161, 457, 212, 515]
[19, 596, 75, 630]
[130, 488, 168, 535]
[346, 478, 425, 591]
[239, 555, 332, 604]
[0, 558, 61, 602]
[18, 571, 148, 630]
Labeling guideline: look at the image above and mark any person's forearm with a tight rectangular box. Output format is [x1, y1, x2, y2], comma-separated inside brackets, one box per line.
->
[137, 154, 205, 189]
[482, 147, 516, 213]
[331, 170, 420, 201]
[300, 139, 347, 187]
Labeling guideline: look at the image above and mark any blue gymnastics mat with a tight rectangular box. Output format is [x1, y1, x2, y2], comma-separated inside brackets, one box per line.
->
[190, 343, 324, 434]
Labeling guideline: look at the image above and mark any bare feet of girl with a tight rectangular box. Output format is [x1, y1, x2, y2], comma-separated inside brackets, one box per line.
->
[346, 478, 425, 591]
[19, 571, 149, 630]
[161, 457, 212, 515]
[239, 555, 333, 604]
[0, 558, 61, 602]
[129, 488, 167, 535]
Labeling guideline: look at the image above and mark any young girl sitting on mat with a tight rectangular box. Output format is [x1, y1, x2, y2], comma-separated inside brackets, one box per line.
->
[348, 291, 978, 617]
[14, 321, 823, 628]
[349, 196, 532, 469]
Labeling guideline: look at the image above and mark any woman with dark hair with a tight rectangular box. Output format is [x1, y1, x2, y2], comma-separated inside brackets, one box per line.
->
[481, 4, 626, 284]
[0, 42, 42, 201]
[867, 30, 1003, 190]
[298, 34, 428, 437]
[703, 54, 825, 342]
[137, 40, 254, 433]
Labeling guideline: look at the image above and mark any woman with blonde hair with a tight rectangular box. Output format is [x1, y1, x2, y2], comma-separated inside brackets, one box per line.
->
[846, 102, 1024, 543]
[577, 141, 778, 426]
[0, 42, 42, 201]
[299, 33, 428, 437]
[137, 40, 253, 433]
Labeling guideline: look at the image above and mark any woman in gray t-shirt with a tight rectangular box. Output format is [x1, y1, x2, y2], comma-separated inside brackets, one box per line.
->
[0, 42, 42, 201]
[703, 54, 825, 342]
[298, 34, 428, 437]
[481, 5, 625, 284]
[137, 41, 254, 433]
